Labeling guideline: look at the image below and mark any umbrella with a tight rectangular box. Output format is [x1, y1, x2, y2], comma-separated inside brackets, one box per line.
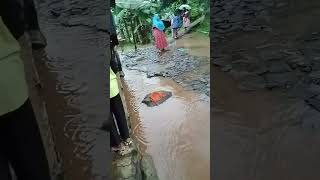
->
[179, 4, 191, 10]
[116, 0, 150, 9]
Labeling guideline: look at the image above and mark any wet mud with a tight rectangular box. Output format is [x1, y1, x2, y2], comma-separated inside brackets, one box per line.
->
[122, 70, 210, 180]
[120, 39, 210, 97]
[33, 0, 110, 179]
[212, 0, 320, 179]
[120, 34, 210, 180]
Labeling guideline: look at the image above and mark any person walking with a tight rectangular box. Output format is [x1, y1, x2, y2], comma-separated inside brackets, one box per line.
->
[183, 9, 191, 31]
[0, 16, 51, 180]
[171, 12, 180, 39]
[152, 14, 168, 52]
[110, 68, 133, 155]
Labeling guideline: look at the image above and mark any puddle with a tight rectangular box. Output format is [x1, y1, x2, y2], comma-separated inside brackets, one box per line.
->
[118, 32, 211, 180]
[122, 70, 210, 180]
[173, 33, 210, 57]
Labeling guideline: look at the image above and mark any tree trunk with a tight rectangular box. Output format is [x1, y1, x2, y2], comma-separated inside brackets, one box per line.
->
[130, 18, 137, 50]
[135, 17, 143, 44]
[123, 20, 132, 43]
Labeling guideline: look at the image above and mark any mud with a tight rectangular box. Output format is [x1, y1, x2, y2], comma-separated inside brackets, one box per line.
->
[19, 34, 63, 180]
[121, 68, 210, 180]
[212, 0, 320, 179]
[120, 34, 210, 97]
[32, 0, 110, 179]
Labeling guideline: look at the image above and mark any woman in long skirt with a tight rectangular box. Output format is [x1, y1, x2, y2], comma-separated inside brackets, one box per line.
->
[152, 14, 168, 51]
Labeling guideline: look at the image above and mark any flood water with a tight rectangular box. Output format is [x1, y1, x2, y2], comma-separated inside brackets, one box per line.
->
[36, 1, 110, 179]
[121, 34, 210, 180]
[173, 33, 210, 57]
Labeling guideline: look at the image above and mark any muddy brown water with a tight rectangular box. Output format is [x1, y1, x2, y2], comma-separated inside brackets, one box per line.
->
[121, 34, 210, 180]
[34, 2, 110, 180]
[173, 33, 210, 58]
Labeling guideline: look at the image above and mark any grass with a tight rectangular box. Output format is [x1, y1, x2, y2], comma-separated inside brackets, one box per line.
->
[196, 17, 210, 35]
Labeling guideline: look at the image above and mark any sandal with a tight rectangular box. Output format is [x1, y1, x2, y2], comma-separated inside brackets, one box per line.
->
[123, 138, 133, 146]
[119, 145, 133, 156]
[119, 71, 125, 77]
[112, 143, 133, 156]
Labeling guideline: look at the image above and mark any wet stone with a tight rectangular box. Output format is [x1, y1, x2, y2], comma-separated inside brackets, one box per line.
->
[140, 155, 159, 180]
[112, 150, 142, 180]
[112, 147, 159, 180]
[122, 47, 209, 96]
[305, 95, 320, 112]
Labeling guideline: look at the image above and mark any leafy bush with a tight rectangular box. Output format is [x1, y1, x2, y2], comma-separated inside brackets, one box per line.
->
[113, 0, 209, 46]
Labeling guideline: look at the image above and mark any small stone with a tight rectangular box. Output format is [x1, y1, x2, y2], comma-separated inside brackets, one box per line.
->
[221, 64, 232, 72]
[305, 96, 320, 128]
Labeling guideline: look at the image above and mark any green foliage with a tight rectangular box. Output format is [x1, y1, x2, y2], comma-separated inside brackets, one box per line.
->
[186, 0, 206, 21]
[113, 1, 161, 44]
[197, 16, 210, 34]
[113, 0, 209, 46]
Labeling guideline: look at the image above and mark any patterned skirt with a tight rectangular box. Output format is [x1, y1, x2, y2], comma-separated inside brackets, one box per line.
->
[153, 28, 168, 50]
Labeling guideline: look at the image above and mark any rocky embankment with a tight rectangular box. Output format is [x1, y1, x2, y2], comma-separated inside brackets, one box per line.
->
[121, 47, 210, 97]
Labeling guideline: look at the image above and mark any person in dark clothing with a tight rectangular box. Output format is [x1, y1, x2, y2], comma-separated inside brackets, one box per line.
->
[110, 12, 124, 77]
[109, 68, 133, 156]
[23, 0, 47, 49]
[0, 0, 25, 40]
[0, 0, 47, 49]
[0, 100, 52, 180]
[0, 14, 51, 180]
[109, 96, 132, 154]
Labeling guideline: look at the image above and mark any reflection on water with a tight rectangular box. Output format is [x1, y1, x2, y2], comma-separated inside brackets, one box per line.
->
[120, 34, 211, 180]
[173, 33, 210, 57]
[122, 70, 210, 180]
[38, 6, 109, 179]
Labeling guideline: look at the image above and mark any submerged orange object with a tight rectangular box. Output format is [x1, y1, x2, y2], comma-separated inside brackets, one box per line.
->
[142, 91, 173, 107]
[150, 92, 167, 103]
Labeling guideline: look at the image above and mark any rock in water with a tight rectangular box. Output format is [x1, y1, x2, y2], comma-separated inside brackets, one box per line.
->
[112, 149, 142, 180]
[141, 155, 159, 180]
[112, 146, 159, 180]
[142, 91, 172, 107]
